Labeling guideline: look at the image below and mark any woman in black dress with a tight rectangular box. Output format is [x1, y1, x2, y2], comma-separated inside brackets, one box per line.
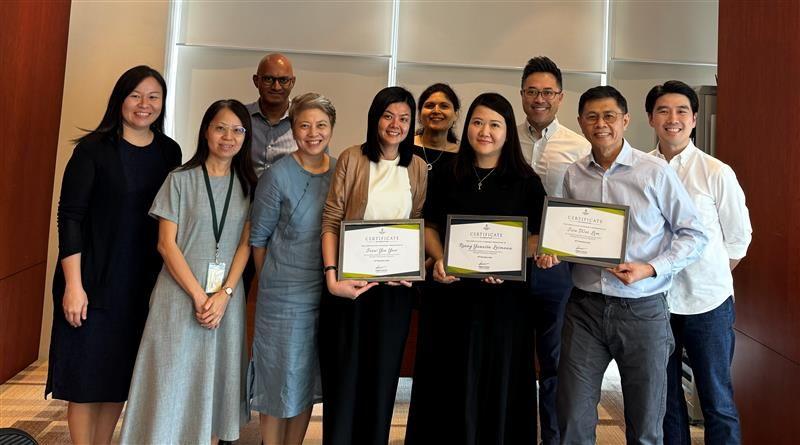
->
[46, 65, 181, 444]
[406, 93, 546, 444]
[413, 83, 461, 173]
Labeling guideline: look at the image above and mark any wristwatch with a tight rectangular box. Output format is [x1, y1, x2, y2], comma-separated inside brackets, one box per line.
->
[223, 287, 234, 296]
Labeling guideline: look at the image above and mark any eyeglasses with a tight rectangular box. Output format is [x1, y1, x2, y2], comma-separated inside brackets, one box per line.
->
[580, 111, 625, 124]
[211, 123, 246, 136]
[523, 88, 562, 100]
[257, 75, 294, 87]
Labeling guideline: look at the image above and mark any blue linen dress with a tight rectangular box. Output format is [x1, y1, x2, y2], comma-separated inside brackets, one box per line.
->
[249, 154, 336, 417]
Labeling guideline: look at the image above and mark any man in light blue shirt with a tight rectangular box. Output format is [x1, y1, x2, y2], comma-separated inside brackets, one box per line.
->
[538, 85, 707, 445]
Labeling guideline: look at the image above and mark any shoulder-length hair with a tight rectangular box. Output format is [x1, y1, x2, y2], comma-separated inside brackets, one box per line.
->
[181, 99, 257, 198]
[75, 65, 167, 144]
[416, 83, 461, 144]
[454, 92, 534, 182]
[361, 86, 416, 167]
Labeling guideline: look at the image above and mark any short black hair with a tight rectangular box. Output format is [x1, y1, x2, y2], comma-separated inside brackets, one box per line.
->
[521, 56, 562, 89]
[645, 80, 699, 114]
[416, 83, 461, 143]
[578, 85, 628, 115]
[362, 86, 416, 167]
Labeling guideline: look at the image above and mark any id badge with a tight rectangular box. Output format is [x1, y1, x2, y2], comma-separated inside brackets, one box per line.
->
[205, 262, 226, 293]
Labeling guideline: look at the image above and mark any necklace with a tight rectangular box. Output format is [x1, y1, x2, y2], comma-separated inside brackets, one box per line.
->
[472, 165, 496, 191]
[420, 144, 445, 171]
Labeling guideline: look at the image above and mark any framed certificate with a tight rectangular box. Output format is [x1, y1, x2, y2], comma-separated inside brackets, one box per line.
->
[338, 219, 425, 282]
[537, 197, 630, 267]
[443, 215, 528, 281]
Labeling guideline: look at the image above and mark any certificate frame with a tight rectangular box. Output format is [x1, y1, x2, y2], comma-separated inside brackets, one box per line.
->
[337, 219, 425, 282]
[443, 214, 528, 281]
[536, 197, 630, 267]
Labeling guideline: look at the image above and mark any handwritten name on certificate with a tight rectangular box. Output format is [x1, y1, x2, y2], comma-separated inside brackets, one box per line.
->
[445, 216, 527, 281]
[339, 220, 424, 281]
[538, 198, 629, 267]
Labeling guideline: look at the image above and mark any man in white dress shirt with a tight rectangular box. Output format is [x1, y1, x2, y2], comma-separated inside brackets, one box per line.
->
[646, 80, 752, 445]
[517, 56, 590, 445]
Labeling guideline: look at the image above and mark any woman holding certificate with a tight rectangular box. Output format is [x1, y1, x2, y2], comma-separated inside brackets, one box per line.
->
[249, 93, 337, 445]
[121, 99, 255, 444]
[405, 93, 546, 444]
[319, 86, 427, 444]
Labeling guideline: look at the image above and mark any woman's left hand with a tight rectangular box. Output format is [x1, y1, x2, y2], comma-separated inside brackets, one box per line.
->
[384, 280, 413, 287]
[196, 290, 230, 329]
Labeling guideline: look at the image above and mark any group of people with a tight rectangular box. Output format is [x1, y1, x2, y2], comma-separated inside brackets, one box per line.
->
[46, 53, 751, 445]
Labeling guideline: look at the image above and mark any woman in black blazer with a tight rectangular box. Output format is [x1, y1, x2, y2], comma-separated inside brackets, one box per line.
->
[46, 65, 181, 444]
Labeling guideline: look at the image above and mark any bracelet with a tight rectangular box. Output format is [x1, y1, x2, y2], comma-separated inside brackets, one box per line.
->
[323, 265, 338, 273]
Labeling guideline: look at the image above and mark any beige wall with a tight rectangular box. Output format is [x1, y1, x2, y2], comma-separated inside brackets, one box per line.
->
[39, 1, 171, 358]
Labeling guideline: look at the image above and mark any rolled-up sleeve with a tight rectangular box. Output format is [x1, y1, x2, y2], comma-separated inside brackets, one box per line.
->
[715, 165, 752, 260]
[149, 172, 181, 224]
[57, 144, 95, 259]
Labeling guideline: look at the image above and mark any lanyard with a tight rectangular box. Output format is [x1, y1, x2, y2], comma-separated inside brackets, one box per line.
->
[201, 164, 234, 263]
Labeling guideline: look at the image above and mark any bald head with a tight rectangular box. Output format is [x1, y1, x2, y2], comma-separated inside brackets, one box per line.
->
[253, 53, 296, 115]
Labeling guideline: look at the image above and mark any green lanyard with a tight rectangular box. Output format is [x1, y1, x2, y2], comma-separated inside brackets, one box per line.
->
[201, 164, 234, 263]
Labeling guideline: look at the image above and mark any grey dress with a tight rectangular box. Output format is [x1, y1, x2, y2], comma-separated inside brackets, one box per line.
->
[121, 166, 250, 444]
[249, 154, 335, 417]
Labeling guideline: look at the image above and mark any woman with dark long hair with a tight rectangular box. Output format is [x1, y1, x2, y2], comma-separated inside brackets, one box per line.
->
[318, 86, 427, 444]
[406, 93, 546, 444]
[120, 99, 256, 445]
[46, 65, 181, 445]
[413, 83, 461, 174]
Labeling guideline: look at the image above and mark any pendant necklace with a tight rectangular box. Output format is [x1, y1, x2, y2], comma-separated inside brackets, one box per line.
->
[473, 165, 496, 191]
[420, 144, 445, 171]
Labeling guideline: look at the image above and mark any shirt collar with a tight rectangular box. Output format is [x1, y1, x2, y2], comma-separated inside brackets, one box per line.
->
[527, 118, 560, 142]
[248, 99, 291, 122]
[653, 140, 698, 166]
[587, 139, 634, 169]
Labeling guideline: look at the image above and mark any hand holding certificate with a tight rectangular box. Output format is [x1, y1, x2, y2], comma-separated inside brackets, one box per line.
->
[536, 197, 630, 267]
[443, 215, 528, 281]
[338, 219, 425, 282]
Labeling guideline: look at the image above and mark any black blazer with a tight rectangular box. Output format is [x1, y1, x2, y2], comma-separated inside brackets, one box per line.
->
[52, 132, 182, 309]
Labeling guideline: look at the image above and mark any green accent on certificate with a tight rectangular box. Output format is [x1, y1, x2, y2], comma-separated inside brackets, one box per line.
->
[337, 219, 425, 282]
[443, 215, 528, 281]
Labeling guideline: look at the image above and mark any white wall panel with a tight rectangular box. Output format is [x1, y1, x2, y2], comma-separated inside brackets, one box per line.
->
[173, 47, 389, 158]
[398, 1, 606, 72]
[608, 61, 717, 150]
[180, 0, 393, 56]
[612, 0, 718, 64]
[398, 64, 602, 139]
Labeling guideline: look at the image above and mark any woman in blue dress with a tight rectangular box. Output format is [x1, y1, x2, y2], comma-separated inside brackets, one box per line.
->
[249, 92, 338, 445]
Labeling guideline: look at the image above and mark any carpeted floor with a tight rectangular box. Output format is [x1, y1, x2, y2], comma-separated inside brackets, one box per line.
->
[0, 360, 703, 444]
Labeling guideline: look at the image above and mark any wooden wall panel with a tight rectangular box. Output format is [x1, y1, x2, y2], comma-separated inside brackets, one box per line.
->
[732, 331, 800, 443]
[0, 264, 47, 383]
[717, 0, 800, 440]
[0, 1, 71, 382]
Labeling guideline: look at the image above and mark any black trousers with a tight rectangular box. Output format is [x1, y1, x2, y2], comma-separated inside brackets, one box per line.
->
[318, 285, 413, 445]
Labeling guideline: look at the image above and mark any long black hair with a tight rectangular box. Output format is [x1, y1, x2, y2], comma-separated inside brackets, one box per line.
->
[75, 65, 167, 144]
[361, 86, 416, 167]
[454, 93, 534, 182]
[416, 83, 461, 143]
[181, 99, 257, 197]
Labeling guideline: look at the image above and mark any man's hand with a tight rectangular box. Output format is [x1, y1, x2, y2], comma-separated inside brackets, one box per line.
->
[607, 262, 655, 285]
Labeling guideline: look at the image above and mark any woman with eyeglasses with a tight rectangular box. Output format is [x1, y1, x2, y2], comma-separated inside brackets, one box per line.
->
[405, 93, 546, 444]
[120, 99, 256, 445]
[318, 86, 427, 444]
[248, 93, 337, 445]
[46, 65, 181, 445]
